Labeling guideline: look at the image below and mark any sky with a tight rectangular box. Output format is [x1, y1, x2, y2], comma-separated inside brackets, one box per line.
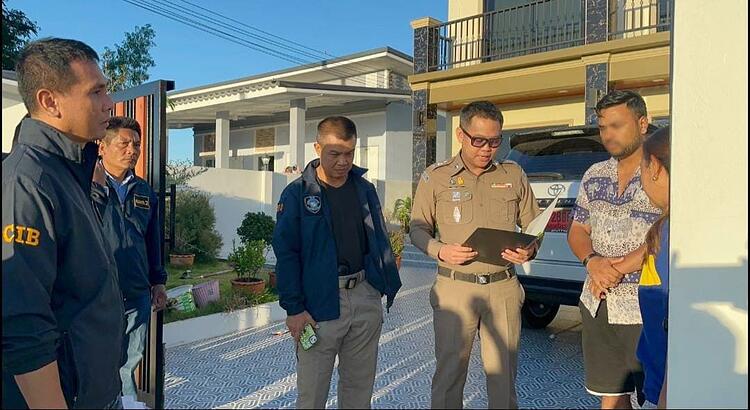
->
[9, 0, 447, 161]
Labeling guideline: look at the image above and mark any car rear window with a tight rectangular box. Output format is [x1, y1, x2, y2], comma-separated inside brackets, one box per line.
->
[501, 133, 610, 180]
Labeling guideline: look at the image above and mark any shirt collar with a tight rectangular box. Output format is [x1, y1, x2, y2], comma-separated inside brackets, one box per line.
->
[101, 160, 135, 185]
[450, 151, 496, 177]
[16, 117, 96, 164]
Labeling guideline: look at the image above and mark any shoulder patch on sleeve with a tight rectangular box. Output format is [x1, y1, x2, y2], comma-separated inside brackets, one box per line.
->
[3, 224, 42, 247]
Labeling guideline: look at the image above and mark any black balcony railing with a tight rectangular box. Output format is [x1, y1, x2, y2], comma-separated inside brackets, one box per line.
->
[431, 0, 585, 71]
[608, 0, 673, 40]
[428, 0, 673, 72]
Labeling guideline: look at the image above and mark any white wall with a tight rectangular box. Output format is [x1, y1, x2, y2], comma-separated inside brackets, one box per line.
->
[384, 101, 414, 213]
[186, 168, 289, 258]
[2, 98, 26, 153]
[668, 1, 748, 407]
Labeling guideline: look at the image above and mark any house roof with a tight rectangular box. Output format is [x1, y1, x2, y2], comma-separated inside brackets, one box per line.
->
[169, 47, 412, 97]
[166, 47, 414, 128]
[167, 79, 410, 128]
[2, 70, 18, 81]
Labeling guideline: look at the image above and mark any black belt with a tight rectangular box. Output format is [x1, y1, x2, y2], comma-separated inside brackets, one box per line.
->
[437, 266, 514, 285]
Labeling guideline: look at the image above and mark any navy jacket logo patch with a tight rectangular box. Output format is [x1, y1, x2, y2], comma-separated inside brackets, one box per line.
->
[304, 195, 321, 214]
[134, 194, 150, 210]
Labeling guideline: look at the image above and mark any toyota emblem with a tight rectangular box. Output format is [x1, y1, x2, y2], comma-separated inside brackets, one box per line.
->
[547, 184, 566, 196]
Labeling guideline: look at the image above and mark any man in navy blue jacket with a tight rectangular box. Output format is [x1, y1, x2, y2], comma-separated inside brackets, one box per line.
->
[273, 116, 402, 408]
[91, 116, 168, 399]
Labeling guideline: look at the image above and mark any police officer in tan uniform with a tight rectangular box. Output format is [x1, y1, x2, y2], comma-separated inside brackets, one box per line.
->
[410, 101, 541, 409]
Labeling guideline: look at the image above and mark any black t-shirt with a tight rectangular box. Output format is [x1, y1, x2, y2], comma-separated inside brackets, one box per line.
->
[320, 176, 367, 275]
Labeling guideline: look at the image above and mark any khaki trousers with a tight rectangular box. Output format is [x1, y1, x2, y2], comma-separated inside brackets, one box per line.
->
[430, 274, 525, 409]
[296, 280, 383, 409]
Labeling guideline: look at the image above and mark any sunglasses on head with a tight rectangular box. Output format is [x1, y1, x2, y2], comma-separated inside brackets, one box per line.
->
[460, 126, 502, 148]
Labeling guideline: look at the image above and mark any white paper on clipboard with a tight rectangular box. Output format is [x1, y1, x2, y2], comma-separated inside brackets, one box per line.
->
[523, 193, 562, 237]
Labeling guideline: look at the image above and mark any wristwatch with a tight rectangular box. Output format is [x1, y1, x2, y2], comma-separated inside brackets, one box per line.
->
[582, 252, 600, 267]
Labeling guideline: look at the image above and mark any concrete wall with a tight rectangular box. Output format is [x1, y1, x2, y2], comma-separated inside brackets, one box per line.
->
[185, 168, 289, 258]
[383, 101, 414, 213]
[448, 0, 483, 21]
[667, 0, 748, 407]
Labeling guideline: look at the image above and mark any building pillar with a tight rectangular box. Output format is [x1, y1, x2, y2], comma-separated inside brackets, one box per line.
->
[583, 0, 610, 125]
[410, 17, 441, 195]
[215, 111, 230, 168]
[583, 54, 611, 125]
[289, 98, 306, 169]
[585, 0, 608, 44]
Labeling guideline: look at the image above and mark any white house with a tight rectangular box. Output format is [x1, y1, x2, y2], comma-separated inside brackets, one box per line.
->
[2, 70, 27, 155]
[167, 47, 445, 211]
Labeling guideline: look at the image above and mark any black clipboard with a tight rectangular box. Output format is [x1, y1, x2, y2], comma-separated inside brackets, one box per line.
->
[463, 228, 540, 266]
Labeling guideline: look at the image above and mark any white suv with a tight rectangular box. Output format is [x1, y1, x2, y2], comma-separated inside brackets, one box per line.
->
[500, 125, 610, 328]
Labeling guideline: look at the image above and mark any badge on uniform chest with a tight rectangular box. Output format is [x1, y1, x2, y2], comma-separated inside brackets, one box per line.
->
[491, 182, 512, 189]
[134, 194, 150, 210]
[304, 195, 322, 214]
[449, 176, 465, 187]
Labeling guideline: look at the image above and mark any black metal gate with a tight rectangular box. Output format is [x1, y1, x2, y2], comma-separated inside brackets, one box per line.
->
[111, 79, 174, 409]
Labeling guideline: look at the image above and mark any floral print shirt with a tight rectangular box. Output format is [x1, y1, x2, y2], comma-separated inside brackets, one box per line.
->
[573, 158, 661, 325]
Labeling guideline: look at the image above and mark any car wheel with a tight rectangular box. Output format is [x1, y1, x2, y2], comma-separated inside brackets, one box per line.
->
[521, 300, 560, 329]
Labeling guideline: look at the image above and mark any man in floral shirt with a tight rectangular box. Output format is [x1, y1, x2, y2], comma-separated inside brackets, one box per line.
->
[568, 90, 661, 409]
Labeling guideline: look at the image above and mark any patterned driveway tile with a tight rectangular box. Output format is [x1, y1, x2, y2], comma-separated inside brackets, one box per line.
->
[166, 261, 598, 409]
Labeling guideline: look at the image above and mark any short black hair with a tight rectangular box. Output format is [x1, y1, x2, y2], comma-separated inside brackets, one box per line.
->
[459, 101, 504, 129]
[16, 37, 100, 113]
[317, 116, 357, 141]
[103, 116, 142, 143]
[595, 89, 648, 119]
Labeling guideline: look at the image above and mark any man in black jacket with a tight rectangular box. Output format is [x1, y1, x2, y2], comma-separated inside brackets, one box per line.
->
[91, 116, 168, 399]
[2, 38, 124, 409]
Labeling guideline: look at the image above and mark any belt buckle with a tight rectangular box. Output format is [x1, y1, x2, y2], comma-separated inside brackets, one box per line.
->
[346, 277, 358, 289]
[477, 274, 490, 285]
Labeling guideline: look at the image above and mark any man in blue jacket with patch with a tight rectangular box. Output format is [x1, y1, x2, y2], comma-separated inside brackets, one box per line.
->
[273, 116, 402, 409]
[91, 116, 168, 399]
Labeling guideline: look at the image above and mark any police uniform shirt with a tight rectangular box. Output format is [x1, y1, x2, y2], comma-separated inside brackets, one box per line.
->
[410, 152, 541, 273]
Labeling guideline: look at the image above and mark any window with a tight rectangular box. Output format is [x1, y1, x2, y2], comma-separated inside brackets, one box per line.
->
[500, 126, 610, 180]
[205, 159, 215, 168]
[203, 134, 216, 152]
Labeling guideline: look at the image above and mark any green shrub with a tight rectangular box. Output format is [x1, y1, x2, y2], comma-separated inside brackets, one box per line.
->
[173, 189, 222, 262]
[237, 211, 275, 245]
[228, 239, 267, 280]
[392, 196, 412, 233]
[389, 230, 405, 257]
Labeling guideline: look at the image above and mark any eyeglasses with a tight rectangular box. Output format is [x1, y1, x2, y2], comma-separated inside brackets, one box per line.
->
[460, 126, 502, 148]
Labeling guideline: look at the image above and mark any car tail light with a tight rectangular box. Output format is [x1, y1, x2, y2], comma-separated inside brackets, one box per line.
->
[545, 208, 572, 233]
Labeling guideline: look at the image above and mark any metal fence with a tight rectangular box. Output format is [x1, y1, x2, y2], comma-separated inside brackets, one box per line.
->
[608, 0, 672, 40]
[111, 79, 175, 409]
[431, 0, 585, 71]
[428, 0, 673, 72]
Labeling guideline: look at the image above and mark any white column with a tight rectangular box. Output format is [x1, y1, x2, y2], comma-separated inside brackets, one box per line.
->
[215, 111, 230, 168]
[668, 1, 747, 408]
[289, 99, 306, 169]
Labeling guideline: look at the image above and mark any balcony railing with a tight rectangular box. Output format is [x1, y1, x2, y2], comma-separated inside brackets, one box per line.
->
[608, 0, 672, 40]
[428, 0, 672, 72]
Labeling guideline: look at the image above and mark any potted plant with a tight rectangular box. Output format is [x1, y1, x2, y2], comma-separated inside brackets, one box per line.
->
[237, 212, 276, 289]
[169, 231, 195, 267]
[392, 196, 412, 234]
[389, 230, 405, 270]
[228, 239, 267, 296]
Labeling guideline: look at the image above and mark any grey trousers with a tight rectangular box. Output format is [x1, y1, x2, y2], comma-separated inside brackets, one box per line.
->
[296, 280, 383, 409]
